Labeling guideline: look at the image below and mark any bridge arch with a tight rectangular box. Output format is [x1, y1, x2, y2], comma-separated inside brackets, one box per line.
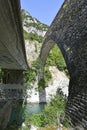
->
[39, 0, 87, 128]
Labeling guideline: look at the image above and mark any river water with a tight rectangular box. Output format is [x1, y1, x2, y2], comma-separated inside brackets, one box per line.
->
[25, 103, 46, 115]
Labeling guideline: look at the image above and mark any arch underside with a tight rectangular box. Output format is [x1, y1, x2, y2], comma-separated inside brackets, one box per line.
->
[0, 0, 28, 70]
[40, 0, 87, 127]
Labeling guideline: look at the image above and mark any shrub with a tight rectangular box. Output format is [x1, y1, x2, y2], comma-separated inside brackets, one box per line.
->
[23, 30, 43, 43]
[24, 69, 36, 86]
[44, 67, 52, 85]
[46, 45, 67, 72]
[38, 78, 46, 91]
[30, 90, 67, 127]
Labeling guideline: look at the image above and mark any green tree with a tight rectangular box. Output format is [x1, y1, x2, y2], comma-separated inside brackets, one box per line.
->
[46, 45, 67, 72]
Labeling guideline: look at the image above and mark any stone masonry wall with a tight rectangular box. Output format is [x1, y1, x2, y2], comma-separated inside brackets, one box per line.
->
[66, 84, 87, 128]
[40, 0, 87, 128]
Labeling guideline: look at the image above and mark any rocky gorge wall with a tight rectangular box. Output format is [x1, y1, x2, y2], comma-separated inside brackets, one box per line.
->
[27, 66, 69, 103]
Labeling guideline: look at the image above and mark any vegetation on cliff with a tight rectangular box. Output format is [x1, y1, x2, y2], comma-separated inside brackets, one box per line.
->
[23, 30, 43, 43]
[21, 9, 69, 130]
[21, 9, 48, 43]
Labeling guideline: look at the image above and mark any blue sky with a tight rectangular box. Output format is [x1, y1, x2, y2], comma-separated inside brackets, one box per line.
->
[21, 0, 64, 25]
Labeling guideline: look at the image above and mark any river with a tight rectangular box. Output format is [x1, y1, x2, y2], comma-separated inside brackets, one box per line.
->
[25, 103, 46, 115]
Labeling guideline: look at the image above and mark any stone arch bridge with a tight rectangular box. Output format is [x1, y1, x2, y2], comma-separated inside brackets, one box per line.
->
[0, 0, 87, 129]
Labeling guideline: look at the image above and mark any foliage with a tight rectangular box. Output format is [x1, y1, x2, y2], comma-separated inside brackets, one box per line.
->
[23, 30, 43, 43]
[24, 44, 68, 91]
[46, 45, 67, 72]
[31, 113, 44, 127]
[63, 3, 67, 9]
[30, 89, 68, 127]
[22, 115, 31, 130]
[44, 67, 52, 84]
[24, 69, 36, 86]
[24, 22, 48, 31]
[32, 58, 43, 70]
[38, 67, 52, 91]
[32, 59, 52, 91]
[21, 9, 48, 31]
[38, 78, 46, 91]
[21, 9, 33, 21]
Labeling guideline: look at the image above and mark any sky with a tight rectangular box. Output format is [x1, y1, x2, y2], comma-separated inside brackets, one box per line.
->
[21, 0, 64, 25]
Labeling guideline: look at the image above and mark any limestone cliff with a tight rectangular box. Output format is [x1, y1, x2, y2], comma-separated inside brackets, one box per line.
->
[21, 9, 48, 66]
[21, 9, 69, 103]
[21, 9, 48, 37]
[27, 66, 69, 103]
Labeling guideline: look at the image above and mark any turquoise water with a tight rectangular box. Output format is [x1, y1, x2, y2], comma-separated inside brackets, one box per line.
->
[9, 103, 46, 125]
[25, 103, 46, 115]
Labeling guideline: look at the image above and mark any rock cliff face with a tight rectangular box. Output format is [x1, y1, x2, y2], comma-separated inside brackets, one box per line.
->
[25, 40, 40, 67]
[27, 66, 69, 103]
[21, 9, 48, 66]
[21, 9, 69, 103]
[21, 9, 48, 37]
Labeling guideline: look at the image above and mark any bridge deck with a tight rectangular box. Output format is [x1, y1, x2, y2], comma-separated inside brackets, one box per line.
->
[0, 0, 28, 70]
